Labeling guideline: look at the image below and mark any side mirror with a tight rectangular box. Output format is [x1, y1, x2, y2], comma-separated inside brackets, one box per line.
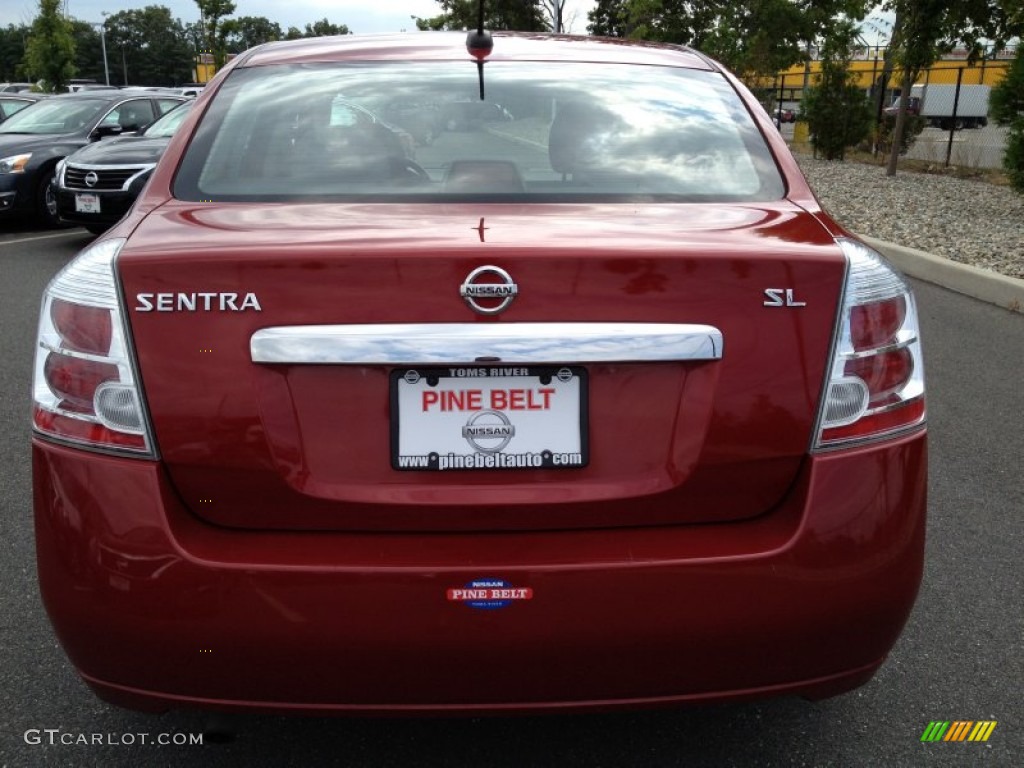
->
[92, 124, 124, 140]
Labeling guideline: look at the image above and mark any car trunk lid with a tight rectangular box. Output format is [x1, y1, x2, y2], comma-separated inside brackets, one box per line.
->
[119, 200, 845, 531]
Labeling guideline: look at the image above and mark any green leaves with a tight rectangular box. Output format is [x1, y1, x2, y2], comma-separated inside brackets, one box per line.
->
[414, 0, 547, 31]
[584, 1, 866, 83]
[801, 20, 874, 160]
[23, 0, 76, 92]
[991, 46, 1024, 191]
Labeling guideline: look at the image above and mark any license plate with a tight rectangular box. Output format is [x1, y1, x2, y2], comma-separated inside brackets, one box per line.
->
[391, 366, 588, 471]
[74, 193, 100, 213]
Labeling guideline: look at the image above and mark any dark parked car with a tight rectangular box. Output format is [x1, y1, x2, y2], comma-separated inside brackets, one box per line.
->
[0, 91, 186, 225]
[0, 92, 45, 123]
[55, 100, 194, 233]
[32, 31, 926, 716]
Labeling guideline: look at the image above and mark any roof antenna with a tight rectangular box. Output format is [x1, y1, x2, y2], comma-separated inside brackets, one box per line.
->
[465, 0, 492, 100]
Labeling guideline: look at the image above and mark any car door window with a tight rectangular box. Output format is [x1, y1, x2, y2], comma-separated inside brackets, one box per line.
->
[157, 97, 185, 115]
[99, 99, 156, 131]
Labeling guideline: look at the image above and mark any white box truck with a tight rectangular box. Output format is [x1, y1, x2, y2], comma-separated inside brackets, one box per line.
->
[887, 84, 991, 130]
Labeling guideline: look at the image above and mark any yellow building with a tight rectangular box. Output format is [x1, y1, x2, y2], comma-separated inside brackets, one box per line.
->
[193, 53, 216, 84]
[192, 52, 239, 84]
[772, 55, 1011, 102]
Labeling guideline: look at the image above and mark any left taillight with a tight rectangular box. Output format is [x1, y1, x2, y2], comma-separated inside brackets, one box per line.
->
[32, 237, 155, 456]
[813, 238, 926, 451]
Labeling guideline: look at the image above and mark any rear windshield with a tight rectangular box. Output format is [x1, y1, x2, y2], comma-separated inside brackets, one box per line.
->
[174, 61, 784, 203]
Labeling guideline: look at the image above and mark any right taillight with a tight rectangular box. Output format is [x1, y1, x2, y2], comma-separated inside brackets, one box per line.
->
[813, 238, 925, 450]
[32, 237, 155, 456]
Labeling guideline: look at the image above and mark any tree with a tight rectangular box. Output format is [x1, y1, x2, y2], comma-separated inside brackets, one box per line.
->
[801, 19, 874, 159]
[302, 19, 351, 37]
[223, 16, 282, 52]
[582, 1, 870, 86]
[1, 25, 31, 82]
[194, 0, 236, 70]
[587, 0, 631, 36]
[540, 0, 568, 32]
[104, 7, 193, 86]
[992, 38, 1024, 191]
[415, 0, 546, 31]
[882, 0, 1021, 176]
[68, 19, 104, 84]
[23, 0, 76, 93]
[794, 1, 870, 91]
[183, 20, 205, 55]
[698, 1, 807, 80]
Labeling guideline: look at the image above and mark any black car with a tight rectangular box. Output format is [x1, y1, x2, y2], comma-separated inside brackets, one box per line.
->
[55, 100, 194, 234]
[0, 91, 186, 225]
[0, 93, 45, 123]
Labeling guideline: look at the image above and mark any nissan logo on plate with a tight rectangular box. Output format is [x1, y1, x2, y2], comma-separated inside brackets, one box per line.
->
[84, 171, 99, 188]
[460, 265, 517, 315]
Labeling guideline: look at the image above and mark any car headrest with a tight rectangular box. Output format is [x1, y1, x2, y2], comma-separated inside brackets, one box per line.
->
[548, 101, 620, 177]
[443, 160, 525, 193]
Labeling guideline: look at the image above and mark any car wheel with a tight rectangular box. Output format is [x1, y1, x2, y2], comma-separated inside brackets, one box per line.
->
[36, 168, 61, 228]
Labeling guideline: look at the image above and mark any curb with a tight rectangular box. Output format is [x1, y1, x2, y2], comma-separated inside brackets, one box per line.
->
[859, 235, 1024, 314]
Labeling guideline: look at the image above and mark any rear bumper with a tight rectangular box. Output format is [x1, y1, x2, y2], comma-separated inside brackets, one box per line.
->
[33, 431, 927, 714]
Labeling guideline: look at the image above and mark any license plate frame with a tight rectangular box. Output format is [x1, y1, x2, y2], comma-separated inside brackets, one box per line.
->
[391, 365, 588, 471]
[74, 192, 100, 213]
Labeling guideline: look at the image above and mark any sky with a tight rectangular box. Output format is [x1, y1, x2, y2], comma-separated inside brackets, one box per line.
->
[2, 1, 599, 35]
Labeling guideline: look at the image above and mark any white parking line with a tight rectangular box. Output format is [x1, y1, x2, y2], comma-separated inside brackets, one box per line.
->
[0, 231, 86, 248]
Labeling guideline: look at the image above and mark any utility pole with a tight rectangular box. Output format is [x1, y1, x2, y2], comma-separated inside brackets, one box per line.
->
[99, 13, 110, 86]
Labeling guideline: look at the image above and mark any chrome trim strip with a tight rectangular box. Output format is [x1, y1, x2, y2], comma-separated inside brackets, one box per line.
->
[251, 323, 723, 365]
[67, 162, 157, 171]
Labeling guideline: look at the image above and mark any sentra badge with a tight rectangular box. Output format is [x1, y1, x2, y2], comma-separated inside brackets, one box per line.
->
[135, 292, 262, 312]
[460, 265, 517, 315]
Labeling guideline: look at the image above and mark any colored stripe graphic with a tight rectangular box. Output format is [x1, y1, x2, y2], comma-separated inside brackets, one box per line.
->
[921, 721, 997, 742]
[944, 721, 972, 741]
[969, 722, 998, 742]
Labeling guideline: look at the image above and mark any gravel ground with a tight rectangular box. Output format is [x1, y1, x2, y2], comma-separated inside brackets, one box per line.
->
[796, 155, 1024, 280]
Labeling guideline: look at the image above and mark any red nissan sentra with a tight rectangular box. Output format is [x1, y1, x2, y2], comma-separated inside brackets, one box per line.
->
[31, 31, 926, 714]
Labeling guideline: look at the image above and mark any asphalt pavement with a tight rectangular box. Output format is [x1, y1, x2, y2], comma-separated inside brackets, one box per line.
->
[0, 226, 1021, 767]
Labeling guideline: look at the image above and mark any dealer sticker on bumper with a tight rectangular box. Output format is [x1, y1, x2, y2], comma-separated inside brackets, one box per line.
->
[391, 366, 588, 471]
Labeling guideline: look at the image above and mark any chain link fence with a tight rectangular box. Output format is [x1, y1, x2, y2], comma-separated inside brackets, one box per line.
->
[770, 57, 1013, 173]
